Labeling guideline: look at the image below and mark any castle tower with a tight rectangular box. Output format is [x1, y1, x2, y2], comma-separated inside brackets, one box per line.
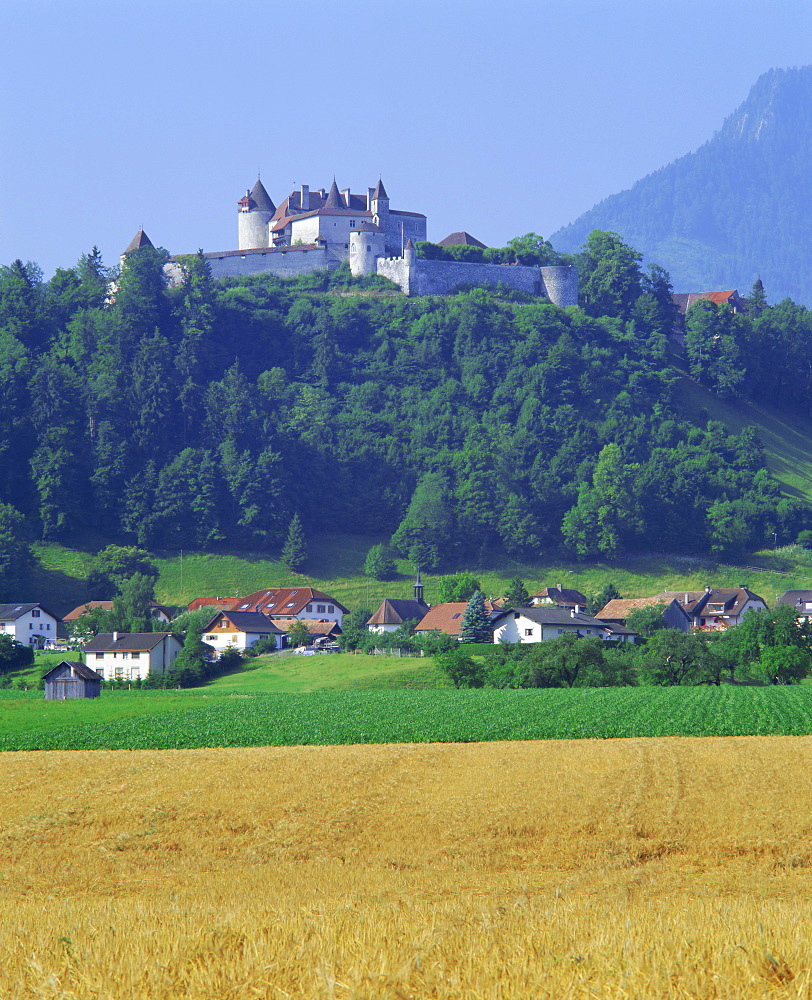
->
[237, 178, 275, 250]
[349, 223, 385, 277]
[370, 178, 391, 249]
[539, 265, 579, 308]
[402, 238, 416, 295]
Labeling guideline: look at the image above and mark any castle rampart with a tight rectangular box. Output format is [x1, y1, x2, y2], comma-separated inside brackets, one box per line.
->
[375, 257, 578, 306]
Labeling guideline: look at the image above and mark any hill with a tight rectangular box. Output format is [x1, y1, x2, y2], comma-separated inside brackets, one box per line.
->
[552, 66, 812, 304]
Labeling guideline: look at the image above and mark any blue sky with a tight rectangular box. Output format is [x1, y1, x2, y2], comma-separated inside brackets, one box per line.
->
[2, 0, 811, 277]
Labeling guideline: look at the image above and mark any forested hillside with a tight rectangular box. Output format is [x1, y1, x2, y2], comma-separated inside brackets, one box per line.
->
[552, 67, 812, 304]
[0, 235, 811, 600]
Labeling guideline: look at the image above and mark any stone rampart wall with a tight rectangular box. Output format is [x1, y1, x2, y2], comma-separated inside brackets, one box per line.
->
[201, 246, 339, 280]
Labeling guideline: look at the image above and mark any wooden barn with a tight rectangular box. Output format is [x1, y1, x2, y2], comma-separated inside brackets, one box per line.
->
[43, 661, 102, 700]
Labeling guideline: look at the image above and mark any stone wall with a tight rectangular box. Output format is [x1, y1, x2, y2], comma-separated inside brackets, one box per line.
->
[376, 257, 579, 305]
[198, 245, 341, 280]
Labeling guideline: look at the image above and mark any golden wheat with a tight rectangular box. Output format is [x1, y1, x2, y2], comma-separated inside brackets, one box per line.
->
[1, 737, 812, 998]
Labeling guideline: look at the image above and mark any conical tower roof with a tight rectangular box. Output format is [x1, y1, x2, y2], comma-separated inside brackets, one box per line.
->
[323, 178, 344, 210]
[124, 229, 153, 253]
[372, 178, 388, 200]
[249, 178, 275, 213]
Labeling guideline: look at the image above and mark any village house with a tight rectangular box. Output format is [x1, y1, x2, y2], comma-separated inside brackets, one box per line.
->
[413, 601, 502, 640]
[529, 586, 589, 611]
[0, 603, 61, 650]
[202, 611, 285, 656]
[655, 587, 767, 630]
[189, 588, 347, 627]
[777, 590, 812, 621]
[367, 574, 429, 634]
[83, 632, 182, 682]
[367, 598, 429, 634]
[492, 607, 636, 644]
[64, 600, 174, 624]
[595, 597, 692, 633]
[275, 618, 342, 647]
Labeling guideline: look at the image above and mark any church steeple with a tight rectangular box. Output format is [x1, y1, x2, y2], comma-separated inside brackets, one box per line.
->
[414, 569, 425, 605]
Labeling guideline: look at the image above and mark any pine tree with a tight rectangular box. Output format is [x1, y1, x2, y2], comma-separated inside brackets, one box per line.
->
[749, 278, 768, 317]
[503, 576, 530, 608]
[281, 513, 307, 571]
[459, 591, 493, 644]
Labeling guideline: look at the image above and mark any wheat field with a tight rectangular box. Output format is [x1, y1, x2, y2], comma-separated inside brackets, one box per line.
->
[2, 737, 812, 998]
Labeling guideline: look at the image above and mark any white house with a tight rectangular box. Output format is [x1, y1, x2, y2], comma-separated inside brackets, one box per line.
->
[83, 632, 182, 682]
[202, 611, 285, 656]
[0, 603, 61, 649]
[492, 607, 634, 644]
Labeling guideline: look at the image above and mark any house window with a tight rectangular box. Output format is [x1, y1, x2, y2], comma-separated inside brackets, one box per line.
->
[514, 612, 520, 619]
[29, 624, 33, 630]
[32, 610, 40, 618]
[0, 624, 5, 631]
[94, 653, 103, 660]
[132, 652, 140, 659]
[328, 605, 334, 613]
[122, 653, 129, 660]
[306, 604, 313, 612]
[206, 635, 217, 641]
[525, 629, 533, 637]
[317, 605, 325, 613]
[232, 635, 238, 642]
[46, 624, 50, 630]
[259, 634, 268, 640]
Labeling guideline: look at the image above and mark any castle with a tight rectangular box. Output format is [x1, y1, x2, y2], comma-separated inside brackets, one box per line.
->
[149, 176, 577, 305]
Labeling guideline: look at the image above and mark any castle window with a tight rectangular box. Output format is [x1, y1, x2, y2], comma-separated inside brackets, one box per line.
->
[350, 220, 356, 227]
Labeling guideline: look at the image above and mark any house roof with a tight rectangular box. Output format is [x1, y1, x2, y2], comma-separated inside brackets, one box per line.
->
[274, 618, 342, 637]
[671, 290, 741, 315]
[187, 596, 238, 612]
[367, 599, 429, 628]
[0, 603, 59, 622]
[494, 607, 607, 630]
[415, 601, 500, 636]
[124, 229, 153, 253]
[63, 600, 173, 622]
[777, 590, 812, 608]
[203, 611, 285, 635]
[531, 587, 588, 608]
[84, 632, 177, 653]
[236, 588, 348, 616]
[43, 660, 102, 681]
[656, 588, 765, 618]
[595, 597, 673, 620]
[600, 621, 638, 637]
[438, 231, 487, 249]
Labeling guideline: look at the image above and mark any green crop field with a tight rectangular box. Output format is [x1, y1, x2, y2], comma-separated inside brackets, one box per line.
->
[4, 686, 812, 751]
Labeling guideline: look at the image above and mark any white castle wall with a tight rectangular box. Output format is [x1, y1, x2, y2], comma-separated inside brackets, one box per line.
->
[375, 258, 578, 305]
[197, 245, 341, 280]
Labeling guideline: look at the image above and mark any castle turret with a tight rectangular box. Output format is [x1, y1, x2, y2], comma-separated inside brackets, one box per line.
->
[539, 265, 579, 308]
[238, 178, 275, 250]
[349, 223, 385, 277]
[370, 178, 391, 249]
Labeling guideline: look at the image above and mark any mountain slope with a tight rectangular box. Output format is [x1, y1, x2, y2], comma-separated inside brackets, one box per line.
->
[552, 67, 812, 304]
